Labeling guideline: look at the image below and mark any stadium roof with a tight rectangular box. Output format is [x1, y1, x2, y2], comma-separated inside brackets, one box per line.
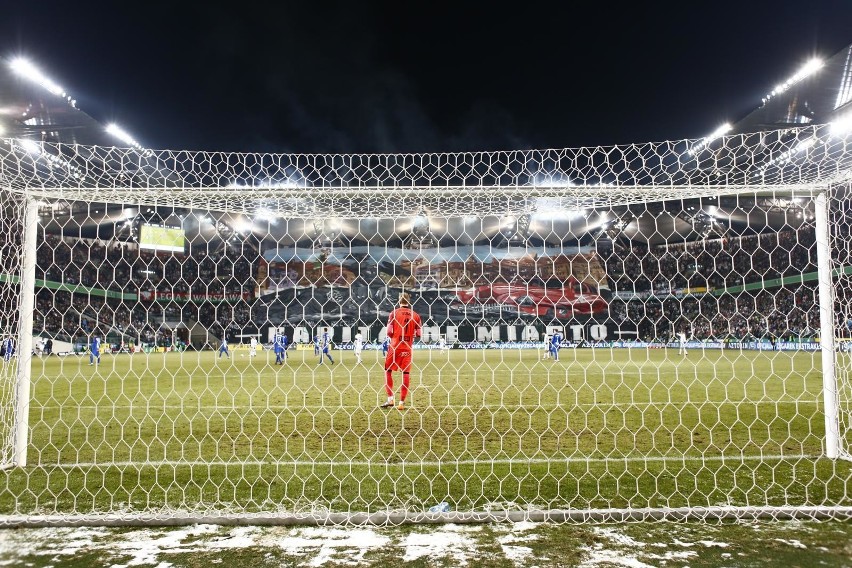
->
[0, 57, 116, 146]
[730, 45, 852, 135]
[2, 46, 852, 247]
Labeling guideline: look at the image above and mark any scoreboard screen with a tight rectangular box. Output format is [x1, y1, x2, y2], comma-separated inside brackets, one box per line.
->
[139, 224, 185, 253]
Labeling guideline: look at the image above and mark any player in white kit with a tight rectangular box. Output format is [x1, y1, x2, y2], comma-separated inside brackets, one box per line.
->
[353, 332, 364, 364]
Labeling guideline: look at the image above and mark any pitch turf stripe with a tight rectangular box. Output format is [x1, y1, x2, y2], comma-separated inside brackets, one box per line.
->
[49, 453, 816, 469]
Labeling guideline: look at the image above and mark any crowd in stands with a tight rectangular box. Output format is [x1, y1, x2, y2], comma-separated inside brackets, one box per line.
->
[604, 229, 816, 294]
[608, 286, 821, 341]
[2, 225, 848, 347]
[36, 235, 256, 298]
[30, 237, 257, 346]
[603, 228, 834, 341]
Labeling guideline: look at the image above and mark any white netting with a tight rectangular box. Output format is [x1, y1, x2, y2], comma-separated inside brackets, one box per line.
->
[0, 192, 25, 467]
[0, 125, 849, 525]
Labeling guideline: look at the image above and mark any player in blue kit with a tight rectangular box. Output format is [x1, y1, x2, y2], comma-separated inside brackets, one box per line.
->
[318, 330, 334, 365]
[273, 329, 288, 365]
[1, 336, 14, 363]
[313, 334, 321, 357]
[218, 337, 230, 358]
[549, 331, 563, 362]
[89, 333, 101, 365]
[381, 336, 389, 357]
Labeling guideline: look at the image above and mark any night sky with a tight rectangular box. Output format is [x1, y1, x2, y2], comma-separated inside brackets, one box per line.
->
[3, 1, 852, 154]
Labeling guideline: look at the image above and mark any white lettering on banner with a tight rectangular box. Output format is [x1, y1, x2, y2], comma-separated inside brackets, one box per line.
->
[358, 326, 370, 342]
[294, 327, 310, 344]
[477, 326, 500, 342]
[378, 327, 388, 342]
[506, 326, 517, 341]
[590, 324, 608, 340]
[546, 325, 565, 340]
[341, 327, 352, 342]
[569, 325, 584, 341]
[521, 326, 539, 341]
[445, 326, 459, 343]
[421, 326, 441, 342]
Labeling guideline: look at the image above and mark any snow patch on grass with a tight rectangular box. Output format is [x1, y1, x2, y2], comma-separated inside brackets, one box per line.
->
[774, 538, 807, 549]
[593, 527, 646, 548]
[494, 521, 541, 565]
[698, 539, 730, 548]
[578, 526, 654, 568]
[273, 526, 390, 566]
[401, 524, 481, 566]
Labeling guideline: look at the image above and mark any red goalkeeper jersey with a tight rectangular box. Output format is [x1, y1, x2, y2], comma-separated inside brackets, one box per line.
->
[386, 307, 422, 348]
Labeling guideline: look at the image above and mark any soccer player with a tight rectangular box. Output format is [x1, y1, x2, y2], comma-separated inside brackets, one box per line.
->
[550, 330, 563, 362]
[313, 334, 321, 357]
[274, 329, 288, 365]
[542, 333, 551, 359]
[249, 336, 258, 357]
[353, 331, 364, 365]
[381, 292, 422, 410]
[89, 333, 101, 366]
[678, 331, 688, 355]
[438, 335, 448, 353]
[1, 336, 14, 363]
[381, 336, 389, 357]
[218, 337, 230, 358]
[319, 330, 334, 365]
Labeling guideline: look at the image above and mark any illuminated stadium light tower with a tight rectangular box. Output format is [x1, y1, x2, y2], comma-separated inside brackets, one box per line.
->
[9, 57, 77, 108]
[761, 57, 824, 107]
[106, 123, 153, 157]
[687, 123, 732, 156]
[830, 112, 852, 137]
[10, 57, 152, 157]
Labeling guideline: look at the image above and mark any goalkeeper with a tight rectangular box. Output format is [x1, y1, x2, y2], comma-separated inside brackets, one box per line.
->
[381, 292, 422, 410]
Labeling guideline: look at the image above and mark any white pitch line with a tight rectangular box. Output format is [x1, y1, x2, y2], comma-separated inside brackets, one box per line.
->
[51, 453, 817, 469]
[33, 400, 816, 412]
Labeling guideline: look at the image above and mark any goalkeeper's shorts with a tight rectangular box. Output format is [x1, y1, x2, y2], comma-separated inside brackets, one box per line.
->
[385, 348, 413, 372]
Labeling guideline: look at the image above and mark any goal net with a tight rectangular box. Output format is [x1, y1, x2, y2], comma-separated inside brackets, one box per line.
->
[0, 124, 850, 525]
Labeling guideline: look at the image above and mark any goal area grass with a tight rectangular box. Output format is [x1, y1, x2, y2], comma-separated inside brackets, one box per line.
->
[1, 347, 850, 519]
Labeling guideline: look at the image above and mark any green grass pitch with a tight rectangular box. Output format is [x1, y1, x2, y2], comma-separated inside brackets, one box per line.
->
[1, 346, 850, 518]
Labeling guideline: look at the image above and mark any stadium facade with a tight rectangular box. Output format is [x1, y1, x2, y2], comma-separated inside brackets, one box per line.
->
[0, 44, 850, 527]
[0, 46, 850, 350]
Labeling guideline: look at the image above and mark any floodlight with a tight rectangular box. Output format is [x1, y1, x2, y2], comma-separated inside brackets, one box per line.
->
[830, 113, 852, 137]
[9, 58, 65, 97]
[254, 207, 277, 223]
[232, 220, 253, 234]
[530, 173, 572, 187]
[106, 123, 143, 149]
[688, 123, 732, 156]
[17, 139, 41, 155]
[762, 57, 824, 105]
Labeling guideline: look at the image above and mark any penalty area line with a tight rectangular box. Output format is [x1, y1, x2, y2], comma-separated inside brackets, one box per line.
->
[34, 400, 816, 412]
[50, 453, 816, 470]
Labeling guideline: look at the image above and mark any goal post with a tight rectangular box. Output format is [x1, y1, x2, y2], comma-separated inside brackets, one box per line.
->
[12, 197, 38, 467]
[0, 125, 850, 526]
[815, 191, 841, 459]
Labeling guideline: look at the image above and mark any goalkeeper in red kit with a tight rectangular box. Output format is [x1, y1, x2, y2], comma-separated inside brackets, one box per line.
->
[380, 292, 422, 410]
